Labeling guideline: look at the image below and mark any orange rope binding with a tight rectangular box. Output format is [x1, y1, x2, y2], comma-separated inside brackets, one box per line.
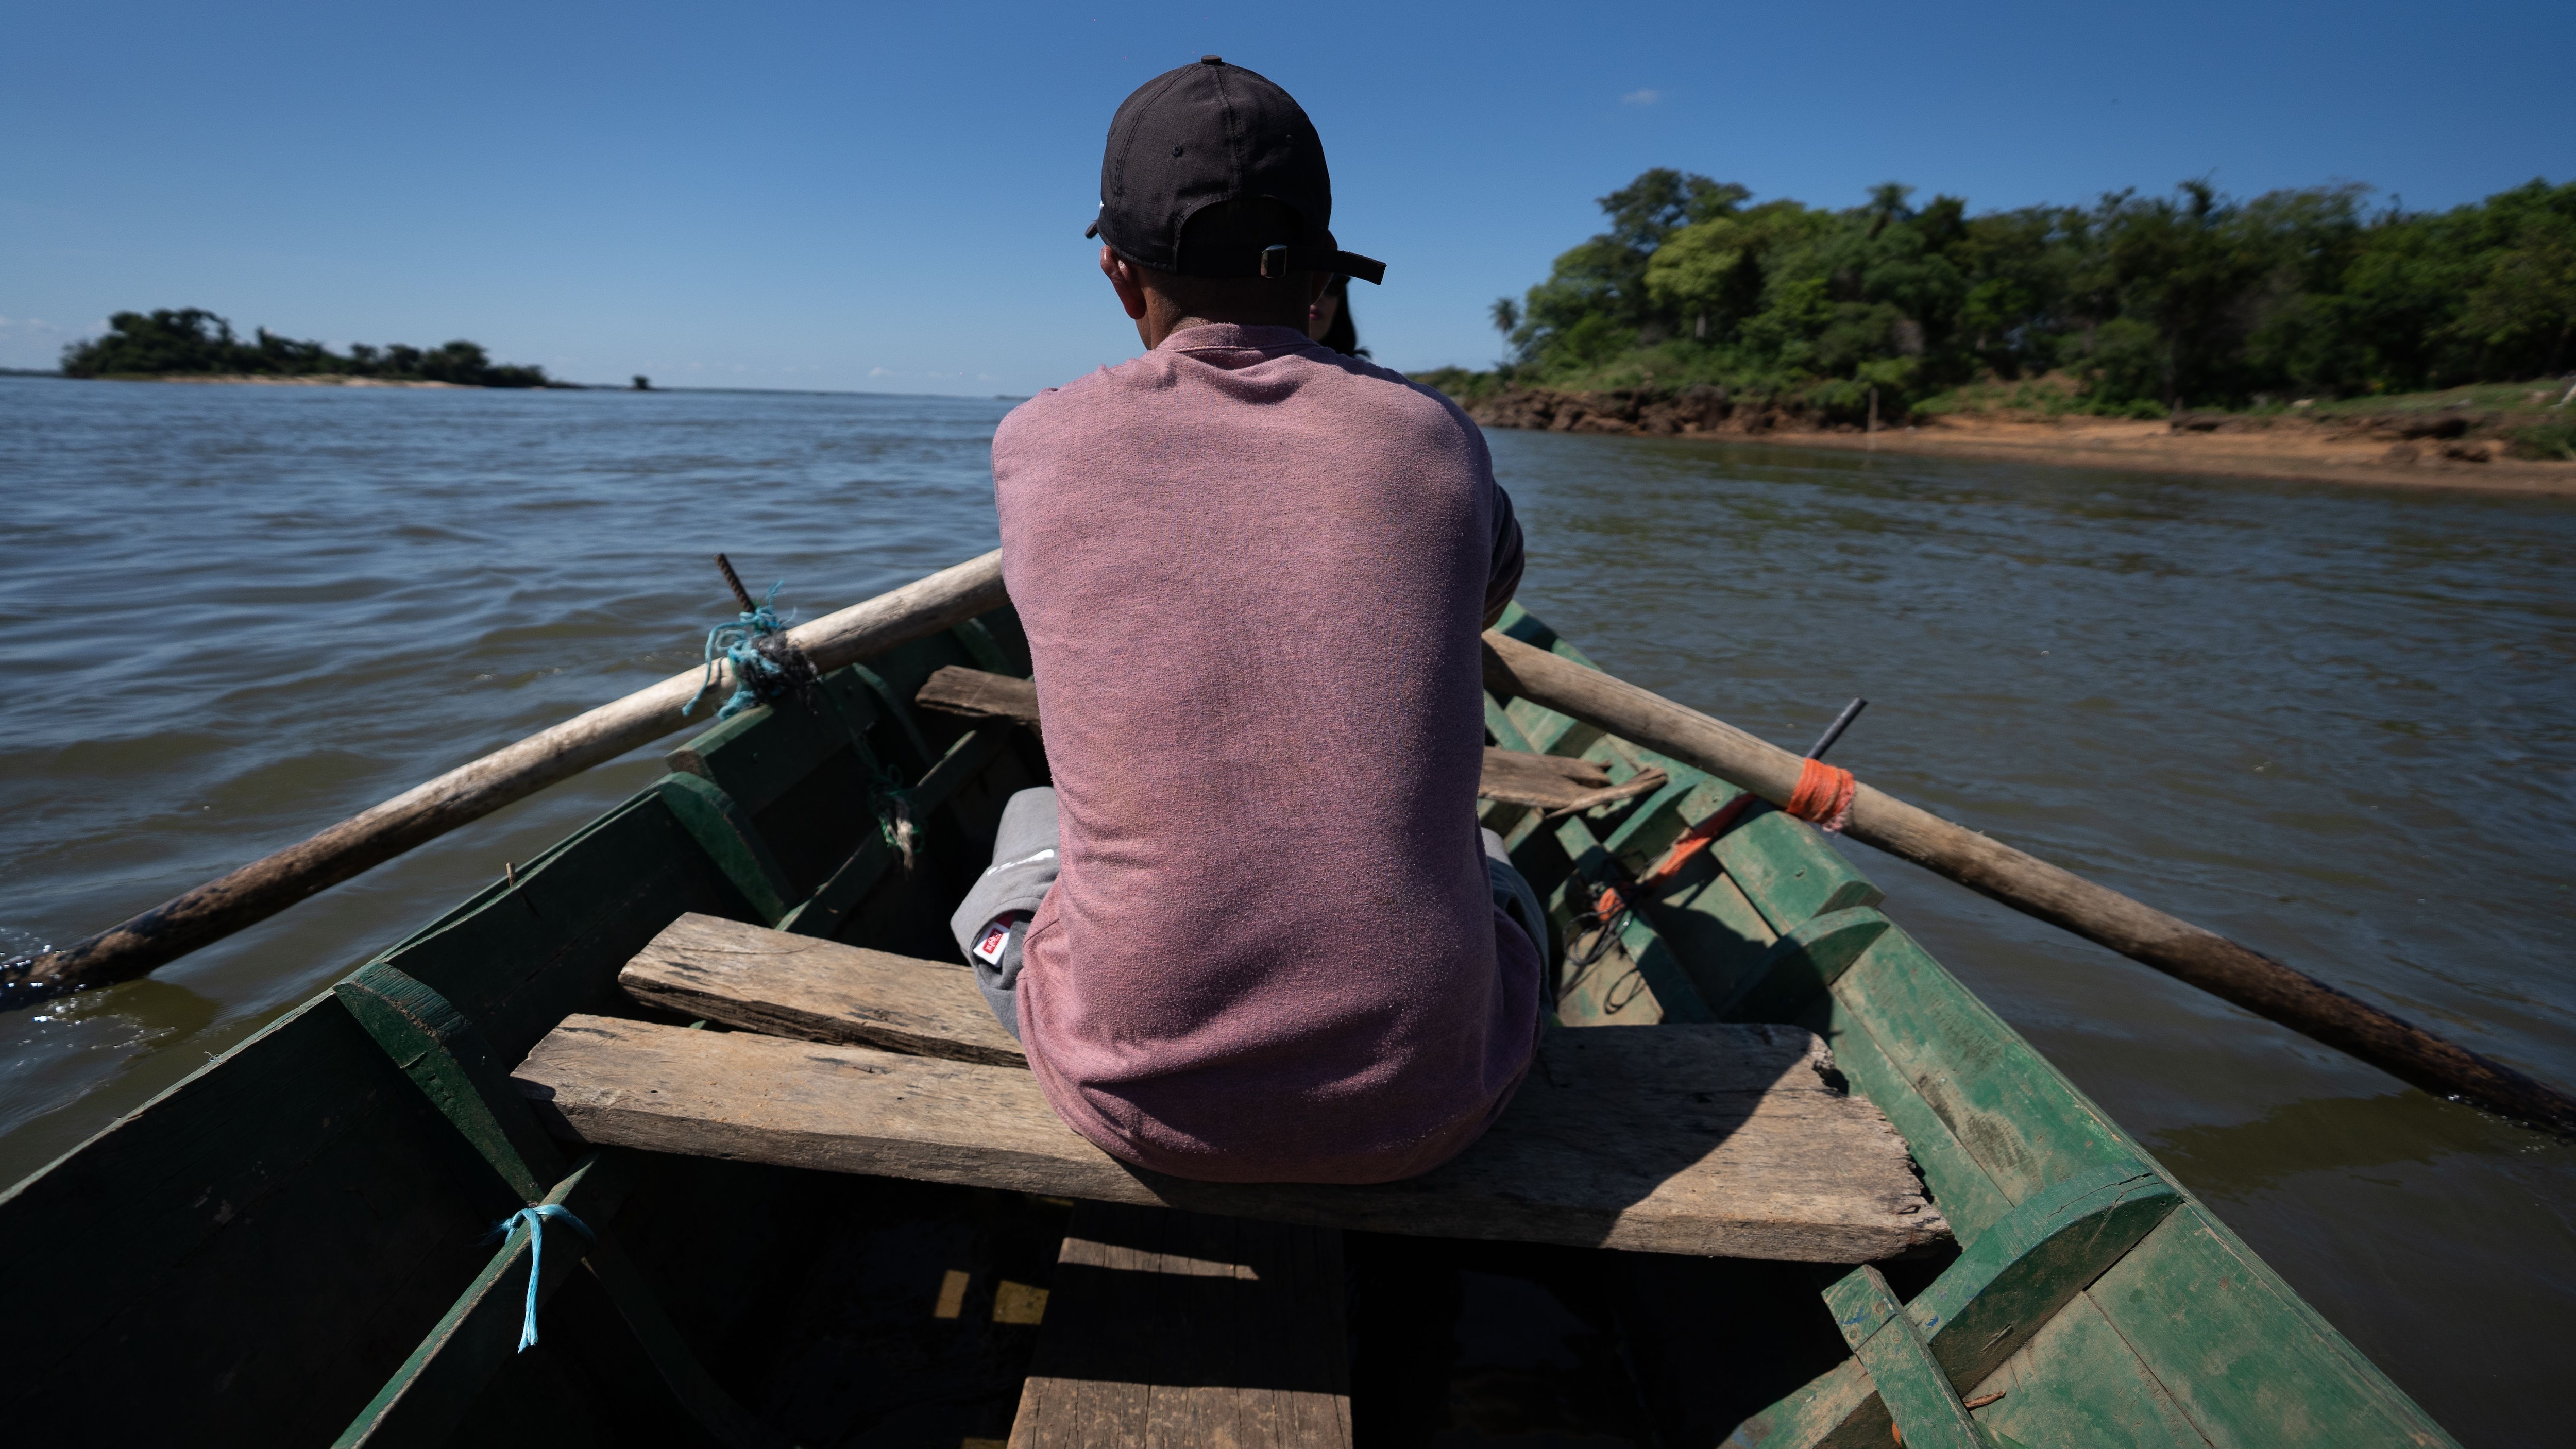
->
[1583, 761, 1857, 950]
[1590, 793, 1759, 922]
[1785, 757, 1857, 834]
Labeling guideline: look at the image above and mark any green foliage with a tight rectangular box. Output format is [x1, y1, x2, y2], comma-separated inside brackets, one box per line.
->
[60, 309, 553, 387]
[1408, 365, 1498, 401]
[1484, 171, 2576, 414]
[2511, 418, 2576, 460]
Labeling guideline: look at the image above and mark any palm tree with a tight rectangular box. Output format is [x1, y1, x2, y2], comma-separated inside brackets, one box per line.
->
[1865, 182, 1916, 238]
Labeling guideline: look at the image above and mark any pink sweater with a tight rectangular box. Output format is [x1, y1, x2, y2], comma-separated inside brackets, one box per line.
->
[991, 323, 1541, 1184]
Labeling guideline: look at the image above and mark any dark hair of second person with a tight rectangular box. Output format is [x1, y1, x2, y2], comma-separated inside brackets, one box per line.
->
[1309, 275, 1366, 356]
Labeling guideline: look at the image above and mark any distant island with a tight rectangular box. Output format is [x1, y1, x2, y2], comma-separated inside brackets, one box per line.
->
[60, 308, 559, 388]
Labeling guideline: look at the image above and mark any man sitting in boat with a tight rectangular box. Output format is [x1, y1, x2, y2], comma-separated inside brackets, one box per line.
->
[945, 56, 1546, 1185]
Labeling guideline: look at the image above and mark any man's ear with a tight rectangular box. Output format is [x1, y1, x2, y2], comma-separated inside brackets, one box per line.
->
[1100, 245, 1149, 321]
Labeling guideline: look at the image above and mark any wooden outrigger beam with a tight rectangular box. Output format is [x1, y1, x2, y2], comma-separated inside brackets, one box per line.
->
[0, 551, 1010, 1009]
[1480, 629, 2576, 1137]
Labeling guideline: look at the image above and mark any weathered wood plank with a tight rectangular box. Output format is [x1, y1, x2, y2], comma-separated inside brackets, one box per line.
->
[1905, 1161, 2181, 1391]
[621, 912, 1023, 1066]
[1734, 1161, 2184, 1448]
[1826, 929, 2141, 1204]
[1711, 808, 1885, 931]
[918, 664, 1042, 727]
[1478, 747, 1666, 813]
[1823, 1266, 1993, 1449]
[1952, 1291, 2207, 1449]
[1803, 993, 2015, 1245]
[512, 1015, 1946, 1263]
[2081, 1206, 2455, 1449]
[1489, 607, 1603, 759]
[1010, 1203, 1352, 1448]
[1478, 744, 1605, 793]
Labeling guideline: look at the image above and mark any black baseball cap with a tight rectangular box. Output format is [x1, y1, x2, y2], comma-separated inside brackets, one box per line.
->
[1084, 56, 1385, 285]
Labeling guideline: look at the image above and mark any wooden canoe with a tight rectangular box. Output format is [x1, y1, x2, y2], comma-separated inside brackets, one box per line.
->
[0, 601, 2458, 1447]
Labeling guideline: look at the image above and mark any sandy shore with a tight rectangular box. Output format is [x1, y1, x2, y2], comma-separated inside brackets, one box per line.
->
[1745, 414, 2576, 497]
[1452, 383, 2576, 497]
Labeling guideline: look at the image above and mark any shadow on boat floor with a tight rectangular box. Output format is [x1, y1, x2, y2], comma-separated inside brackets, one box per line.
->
[446, 1149, 1933, 1448]
[1348, 1231, 1902, 1449]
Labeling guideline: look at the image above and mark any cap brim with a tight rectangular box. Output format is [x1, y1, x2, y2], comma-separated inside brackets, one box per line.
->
[1330, 252, 1386, 285]
[1083, 219, 1100, 240]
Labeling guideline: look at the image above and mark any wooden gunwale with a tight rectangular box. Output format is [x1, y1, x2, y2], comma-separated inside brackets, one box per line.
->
[0, 599, 2456, 1447]
[1481, 603, 2454, 1449]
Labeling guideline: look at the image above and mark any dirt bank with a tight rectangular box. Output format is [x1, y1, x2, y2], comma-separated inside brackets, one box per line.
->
[1450, 385, 2576, 497]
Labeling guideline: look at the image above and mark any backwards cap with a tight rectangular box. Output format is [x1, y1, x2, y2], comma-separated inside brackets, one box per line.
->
[1085, 56, 1385, 285]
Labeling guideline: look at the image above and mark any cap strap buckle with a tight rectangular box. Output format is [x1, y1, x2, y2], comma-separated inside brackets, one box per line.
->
[1259, 244, 1289, 280]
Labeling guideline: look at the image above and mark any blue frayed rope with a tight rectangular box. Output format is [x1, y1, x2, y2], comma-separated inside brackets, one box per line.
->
[497, 1202, 594, 1351]
[685, 581, 802, 720]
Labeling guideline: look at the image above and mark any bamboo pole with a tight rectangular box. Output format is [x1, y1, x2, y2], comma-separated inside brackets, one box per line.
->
[0, 550, 1009, 1010]
[1481, 629, 2576, 1136]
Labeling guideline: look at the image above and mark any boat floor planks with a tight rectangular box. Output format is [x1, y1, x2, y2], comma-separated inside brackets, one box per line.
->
[1009, 1202, 1352, 1449]
[510, 1006, 1947, 1263]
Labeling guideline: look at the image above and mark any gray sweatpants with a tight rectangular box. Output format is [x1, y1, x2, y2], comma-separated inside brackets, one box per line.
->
[948, 786, 1549, 1040]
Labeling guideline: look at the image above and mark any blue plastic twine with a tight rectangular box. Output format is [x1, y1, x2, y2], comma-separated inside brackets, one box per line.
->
[684, 579, 793, 720]
[500, 1203, 595, 1351]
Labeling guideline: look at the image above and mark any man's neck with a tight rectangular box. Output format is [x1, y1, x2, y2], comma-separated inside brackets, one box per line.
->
[1137, 298, 1304, 350]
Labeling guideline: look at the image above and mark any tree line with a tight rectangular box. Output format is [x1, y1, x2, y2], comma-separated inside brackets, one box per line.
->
[1471, 170, 2576, 419]
[60, 308, 554, 387]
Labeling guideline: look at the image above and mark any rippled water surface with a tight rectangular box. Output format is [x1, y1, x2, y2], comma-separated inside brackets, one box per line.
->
[3, 376, 2571, 1444]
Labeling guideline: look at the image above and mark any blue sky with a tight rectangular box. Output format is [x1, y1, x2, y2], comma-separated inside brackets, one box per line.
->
[4, 1, 2567, 394]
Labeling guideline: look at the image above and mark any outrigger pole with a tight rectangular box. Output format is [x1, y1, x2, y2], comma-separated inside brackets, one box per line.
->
[1481, 630, 2576, 1138]
[0, 551, 1010, 1010]
[11, 549, 2566, 1139]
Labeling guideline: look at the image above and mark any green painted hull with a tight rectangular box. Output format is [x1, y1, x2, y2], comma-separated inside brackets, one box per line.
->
[0, 602, 2456, 1447]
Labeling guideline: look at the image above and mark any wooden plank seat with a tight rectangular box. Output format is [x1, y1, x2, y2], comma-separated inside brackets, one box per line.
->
[1008, 1203, 1352, 1449]
[913, 666, 1666, 815]
[624, 915, 1354, 1444]
[622, 911, 1024, 1066]
[512, 914, 1947, 1263]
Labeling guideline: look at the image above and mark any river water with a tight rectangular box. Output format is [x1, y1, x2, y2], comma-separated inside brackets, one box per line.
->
[2, 375, 2569, 1444]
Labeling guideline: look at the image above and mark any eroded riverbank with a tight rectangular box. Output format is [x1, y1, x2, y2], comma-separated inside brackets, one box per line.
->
[1450, 383, 2576, 495]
